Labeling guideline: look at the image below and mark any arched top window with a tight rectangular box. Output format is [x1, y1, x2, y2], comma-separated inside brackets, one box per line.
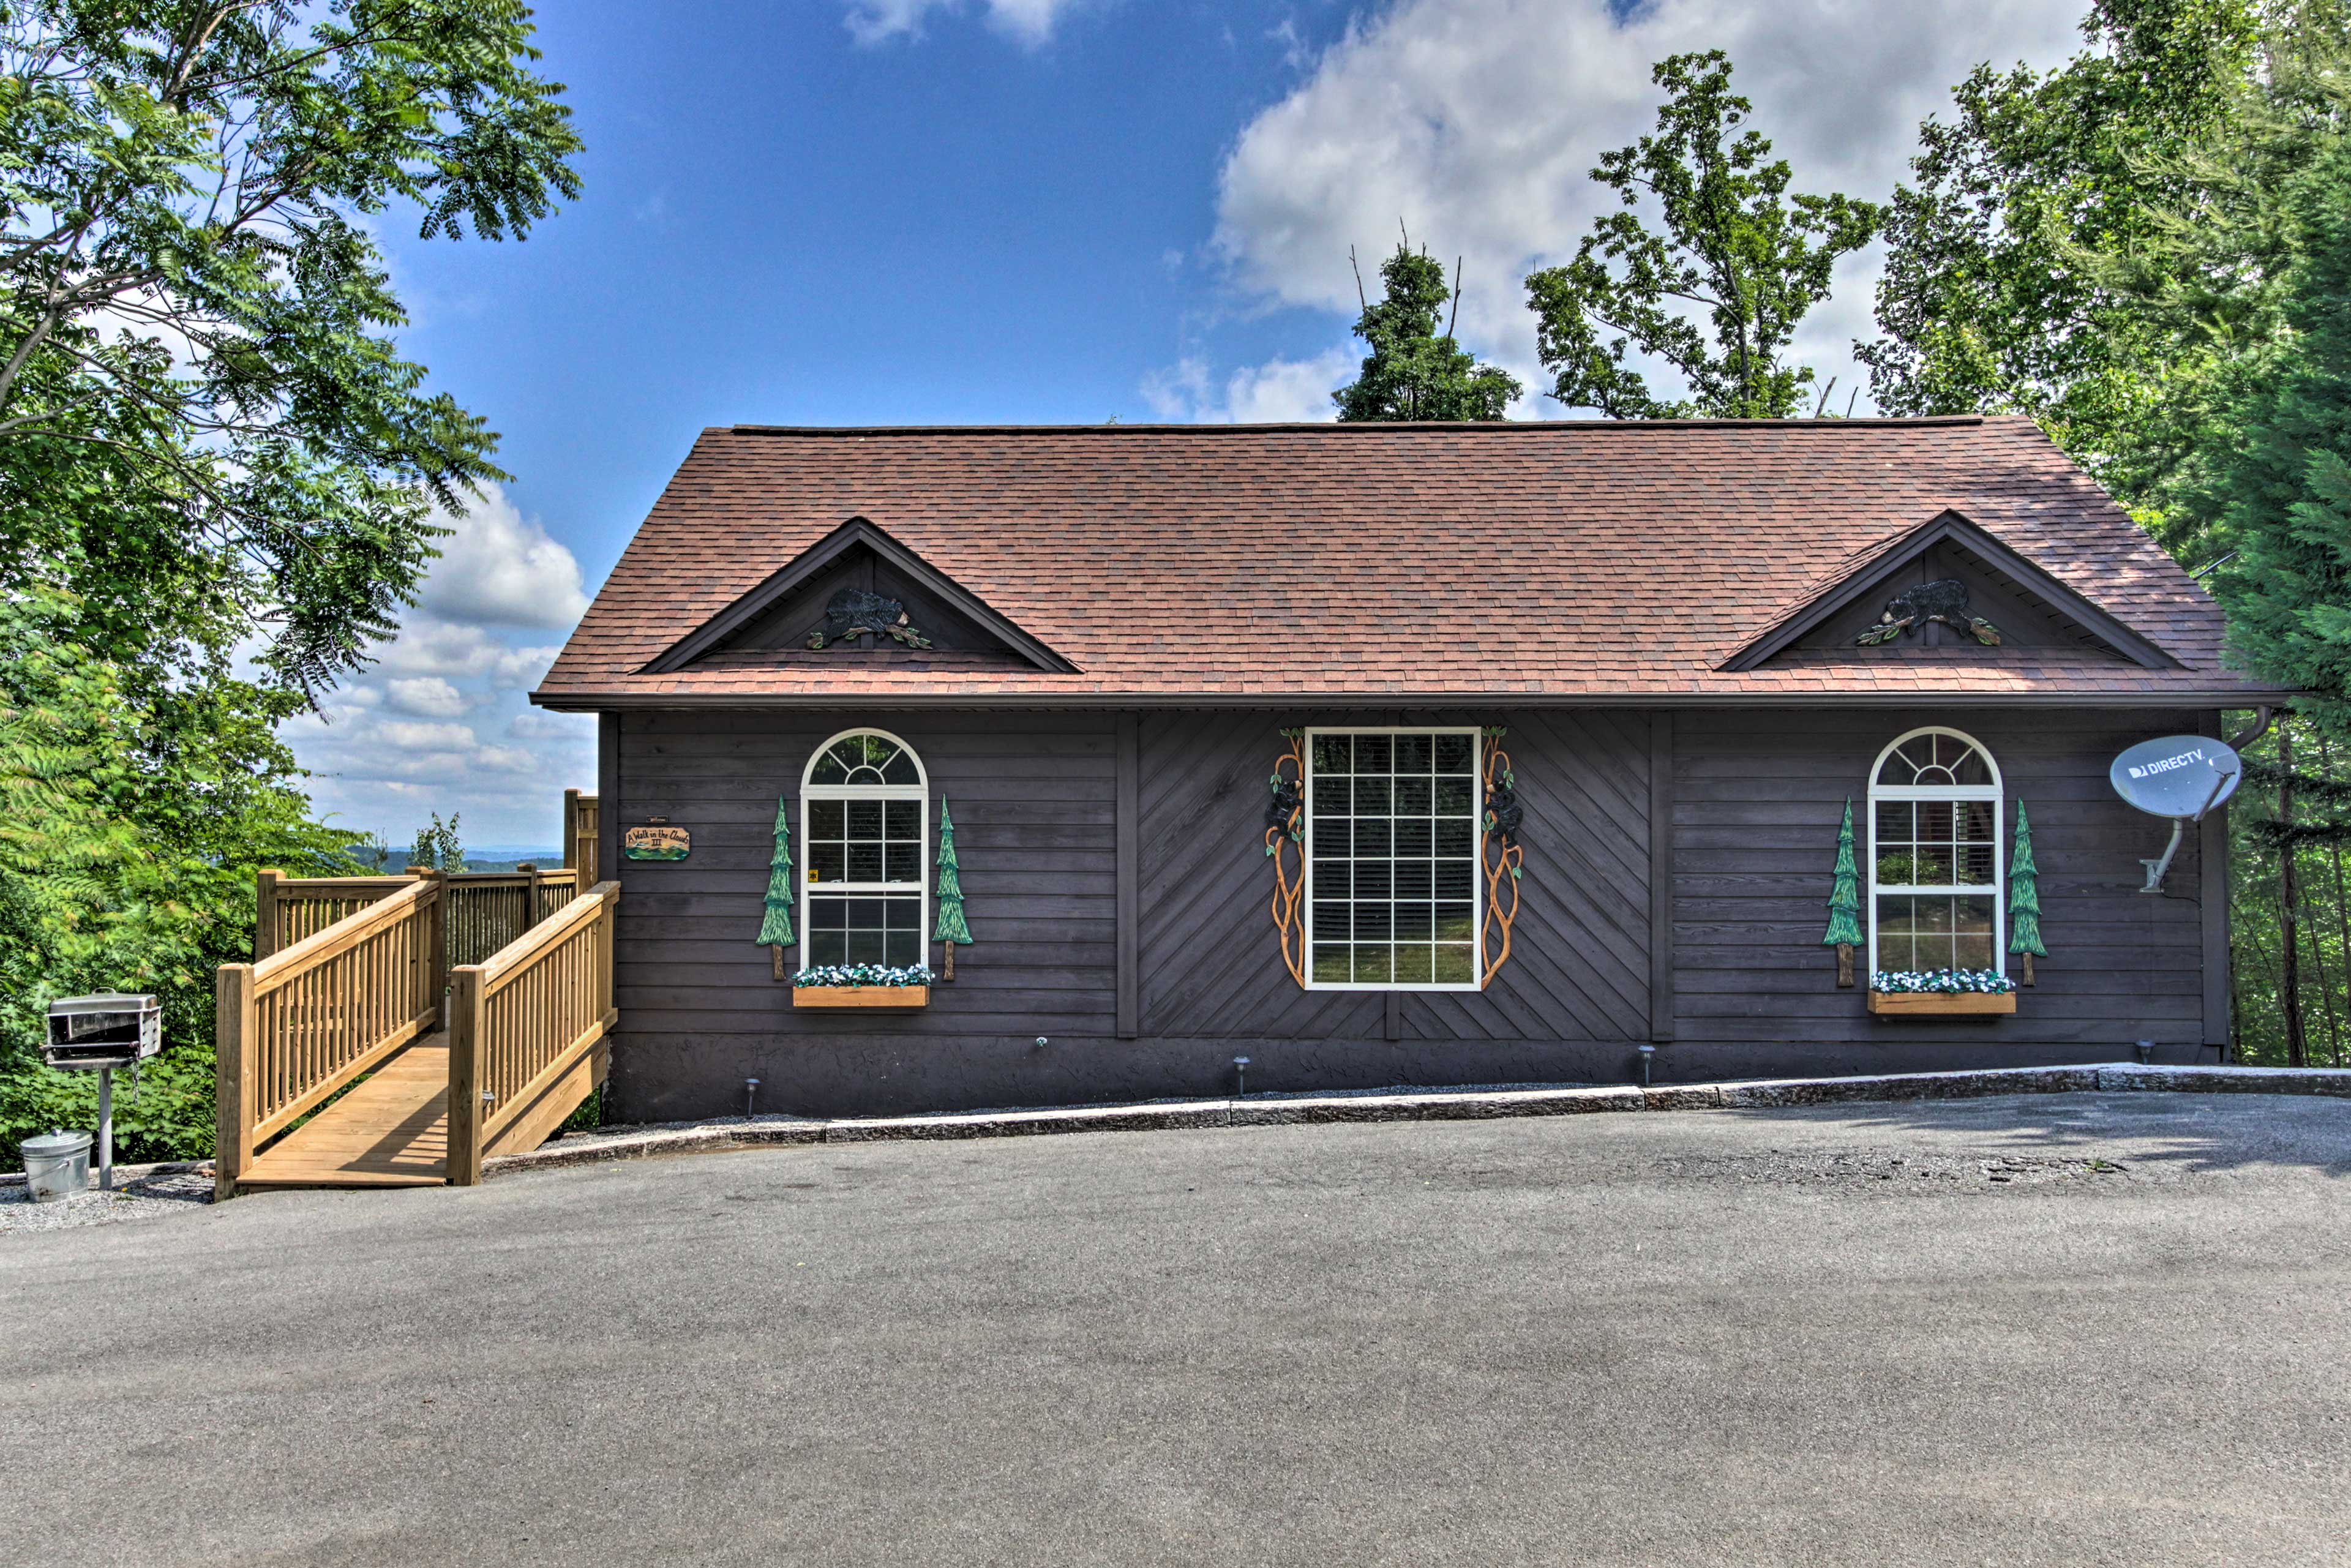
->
[801, 729, 927, 969]
[1867, 727, 2004, 977]
[806, 730, 925, 789]
[1873, 727, 2000, 793]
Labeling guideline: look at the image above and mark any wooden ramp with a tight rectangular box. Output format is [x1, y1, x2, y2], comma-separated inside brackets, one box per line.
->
[239, 1037, 451, 1188]
[217, 875, 620, 1198]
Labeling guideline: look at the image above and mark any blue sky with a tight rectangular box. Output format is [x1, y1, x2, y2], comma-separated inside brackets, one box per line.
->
[285, 0, 2090, 850]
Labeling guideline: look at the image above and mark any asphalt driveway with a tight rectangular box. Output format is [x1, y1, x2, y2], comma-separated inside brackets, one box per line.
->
[5, 1090, 2349, 1567]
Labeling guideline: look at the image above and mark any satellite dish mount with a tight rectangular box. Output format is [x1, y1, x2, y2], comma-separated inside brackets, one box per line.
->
[2108, 735, 2244, 894]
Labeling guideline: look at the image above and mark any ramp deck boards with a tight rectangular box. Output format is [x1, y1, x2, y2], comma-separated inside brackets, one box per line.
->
[239, 1037, 451, 1188]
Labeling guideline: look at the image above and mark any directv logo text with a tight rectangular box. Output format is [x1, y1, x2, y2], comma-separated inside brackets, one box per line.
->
[2128, 748, 2207, 780]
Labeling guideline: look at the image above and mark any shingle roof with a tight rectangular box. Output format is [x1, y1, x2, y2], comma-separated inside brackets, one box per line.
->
[533, 416, 2281, 708]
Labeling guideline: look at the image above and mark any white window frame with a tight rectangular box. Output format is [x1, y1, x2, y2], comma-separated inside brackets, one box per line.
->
[1302, 725, 1487, 992]
[799, 727, 929, 972]
[1865, 725, 2004, 978]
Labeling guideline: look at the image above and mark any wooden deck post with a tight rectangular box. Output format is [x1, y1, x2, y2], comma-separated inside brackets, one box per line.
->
[446, 966, 486, 1186]
[563, 789, 581, 876]
[214, 964, 257, 1201]
[421, 868, 449, 1016]
[600, 882, 618, 1020]
[253, 869, 283, 962]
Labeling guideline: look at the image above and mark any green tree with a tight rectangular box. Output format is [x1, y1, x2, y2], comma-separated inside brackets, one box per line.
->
[0, 0, 583, 698]
[1858, 0, 2339, 549]
[0, 588, 358, 1168]
[0, 3, 580, 1164]
[1821, 798, 1863, 988]
[2198, 137, 2351, 732]
[1334, 241, 1520, 421]
[408, 813, 465, 872]
[1524, 50, 1881, 419]
[933, 802, 972, 978]
[759, 797, 794, 951]
[2008, 803, 2046, 984]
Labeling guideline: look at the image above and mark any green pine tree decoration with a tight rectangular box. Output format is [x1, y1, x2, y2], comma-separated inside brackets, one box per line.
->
[934, 800, 972, 979]
[1822, 797, 1863, 986]
[758, 795, 793, 980]
[2007, 801, 2045, 986]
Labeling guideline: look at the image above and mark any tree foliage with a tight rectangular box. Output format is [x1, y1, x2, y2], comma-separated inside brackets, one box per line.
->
[1524, 50, 1880, 419]
[407, 811, 464, 872]
[1333, 241, 1520, 421]
[2195, 131, 2351, 729]
[0, 2, 581, 1166]
[0, 0, 583, 699]
[1858, 0, 2342, 549]
[0, 587, 362, 1167]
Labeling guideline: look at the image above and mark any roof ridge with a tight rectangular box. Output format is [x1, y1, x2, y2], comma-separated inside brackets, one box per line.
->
[714, 416, 1993, 437]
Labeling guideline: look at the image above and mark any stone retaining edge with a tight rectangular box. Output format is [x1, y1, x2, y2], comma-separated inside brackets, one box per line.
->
[468, 1062, 2351, 1179]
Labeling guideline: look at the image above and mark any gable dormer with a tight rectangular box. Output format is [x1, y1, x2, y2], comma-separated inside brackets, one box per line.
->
[1721, 509, 2178, 672]
[642, 517, 1074, 675]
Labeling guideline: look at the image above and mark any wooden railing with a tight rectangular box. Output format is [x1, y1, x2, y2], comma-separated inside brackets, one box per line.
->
[255, 865, 577, 969]
[215, 876, 447, 1198]
[563, 789, 600, 886]
[446, 880, 620, 1185]
[444, 866, 579, 966]
[254, 872, 418, 961]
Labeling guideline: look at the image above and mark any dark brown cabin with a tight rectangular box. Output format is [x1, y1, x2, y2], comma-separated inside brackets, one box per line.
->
[532, 418, 2283, 1120]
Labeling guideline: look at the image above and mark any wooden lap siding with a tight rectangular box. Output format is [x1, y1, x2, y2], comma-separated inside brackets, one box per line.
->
[1671, 707, 2210, 1071]
[610, 711, 1119, 1117]
[1136, 710, 1652, 1043]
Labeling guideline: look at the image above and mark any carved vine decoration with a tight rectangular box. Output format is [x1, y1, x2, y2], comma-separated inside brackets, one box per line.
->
[1264, 729, 1308, 988]
[807, 587, 934, 650]
[1855, 579, 2001, 648]
[1480, 726, 1524, 988]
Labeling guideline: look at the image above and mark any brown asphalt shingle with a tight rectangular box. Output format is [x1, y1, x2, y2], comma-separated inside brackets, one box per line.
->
[533, 416, 2279, 707]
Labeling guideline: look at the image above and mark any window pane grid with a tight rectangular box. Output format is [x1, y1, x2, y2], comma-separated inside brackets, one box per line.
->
[1867, 729, 2003, 977]
[801, 730, 928, 972]
[1307, 729, 1480, 989]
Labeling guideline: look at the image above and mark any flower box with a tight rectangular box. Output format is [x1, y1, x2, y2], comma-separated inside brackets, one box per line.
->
[793, 985, 930, 1009]
[1868, 990, 2017, 1018]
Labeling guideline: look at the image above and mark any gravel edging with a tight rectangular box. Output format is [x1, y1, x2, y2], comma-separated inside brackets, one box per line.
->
[480, 1062, 2351, 1179]
[0, 1158, 212, 1193]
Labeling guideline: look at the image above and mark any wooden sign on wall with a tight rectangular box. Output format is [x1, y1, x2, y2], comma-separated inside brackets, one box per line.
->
[624, 825, 691, 861]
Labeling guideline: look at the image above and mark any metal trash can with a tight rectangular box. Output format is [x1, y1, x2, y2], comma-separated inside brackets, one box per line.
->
[20, 1130, 92, 1203]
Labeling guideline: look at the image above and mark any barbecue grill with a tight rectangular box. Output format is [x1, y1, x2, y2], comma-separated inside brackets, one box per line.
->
[41, 994, 163, 1191]
[44, 993, 161, 1070]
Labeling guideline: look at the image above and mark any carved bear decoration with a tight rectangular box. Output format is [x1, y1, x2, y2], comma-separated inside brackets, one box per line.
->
[1485, 778, 1524, 846]
[1856, 577, 2002, 648]
[1264, 773, 1302, 841]
[808, 587, 933, 650]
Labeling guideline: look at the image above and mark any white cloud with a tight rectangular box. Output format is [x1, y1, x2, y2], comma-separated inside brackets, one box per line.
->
[416, 481, 590, 631]
[371, 620, 563, 686]
[1210, 0, 2088, 413]
[279, 481, 595, 845]
[1142, 348, 1356, 423]
[846, 0, 1093, 47]
[508, 709, 590, 741]
[371, 719, 483, 754]
[383, 676, 472, 719]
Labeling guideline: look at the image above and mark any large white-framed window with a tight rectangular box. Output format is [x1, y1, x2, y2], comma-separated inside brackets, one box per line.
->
[1867, 726, 2004, 976]
[1304, 727, 1483, 990]
[800, 729, 928, 969]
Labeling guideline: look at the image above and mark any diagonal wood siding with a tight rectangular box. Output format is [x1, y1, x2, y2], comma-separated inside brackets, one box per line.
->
[1139, 710, 1651, 1040]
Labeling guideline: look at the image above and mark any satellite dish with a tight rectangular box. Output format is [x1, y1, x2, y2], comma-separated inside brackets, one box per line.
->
[2110, 735, 2243, 819]
[2109, 734, 2243, 893]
